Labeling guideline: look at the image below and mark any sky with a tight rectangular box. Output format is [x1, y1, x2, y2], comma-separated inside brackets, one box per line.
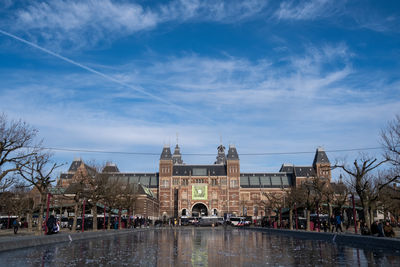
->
[0, 0, 399, 177]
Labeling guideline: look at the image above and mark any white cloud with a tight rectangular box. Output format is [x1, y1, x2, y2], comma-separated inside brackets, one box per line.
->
[275, 0, 344, 21]
[8, 0, 268, 49]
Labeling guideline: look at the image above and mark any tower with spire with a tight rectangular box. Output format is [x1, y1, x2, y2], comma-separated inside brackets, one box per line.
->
[172, 144, 184, 165]
[214, 144, 226, 164]
[312, 147, 331, 181]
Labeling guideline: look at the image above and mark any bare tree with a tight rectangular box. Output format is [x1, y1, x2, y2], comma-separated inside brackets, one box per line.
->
[296, 181, 319, 231]
[285, 187, 304, 230]
[119, 183, 138, 228]
[102, 178, 121, 230]
[0, 113, 39, 184]
[378, 175, 400, 222]
[17, 152, 63, 232]
[334, 156, 391, 230]
[382, 115, 400, 167]
[262, 192, 285, 227]
[86, 170, 110, 231]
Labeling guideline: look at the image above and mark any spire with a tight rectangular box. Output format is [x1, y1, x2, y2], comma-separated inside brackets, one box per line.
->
[172, 143, 183, 165]
[160, 145, 172, 160]
[227, 144, 239, 160]
[214, 144, 226, 165]
[313, 147, 330, 167]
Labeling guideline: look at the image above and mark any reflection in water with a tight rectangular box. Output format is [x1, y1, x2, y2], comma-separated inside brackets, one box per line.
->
[0, 228, 400, 266]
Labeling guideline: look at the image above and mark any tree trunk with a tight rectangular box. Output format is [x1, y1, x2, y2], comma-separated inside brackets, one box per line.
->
[306, 209, 311, 231]
[27, 211, 32, 232]
[118, 209, 122, 229]
[72, 202, 78, 232]
[107, 207, 111, 230]
[289, 208, 293, 230]
[362, 201, 372, 230]
[328, 203, 332, 229]
[38, 194, 45, 233]
[92, 204, 98, 231]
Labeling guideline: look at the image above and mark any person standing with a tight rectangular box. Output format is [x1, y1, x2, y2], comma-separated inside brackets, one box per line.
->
[383, 221, 395, 237]
[330, 215, 336, 232]
[335, 213, 343, 232]
[13, 218, 19, 234]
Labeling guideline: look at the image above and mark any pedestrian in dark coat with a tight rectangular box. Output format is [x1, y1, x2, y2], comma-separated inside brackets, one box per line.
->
[383, 221, 395, 237]
[330, 215, 335, 232]
[377, 221, 385, 237]
[335, 214, 343, 232]
[46, 215, 56, 235]
[13, 219, 19, 234]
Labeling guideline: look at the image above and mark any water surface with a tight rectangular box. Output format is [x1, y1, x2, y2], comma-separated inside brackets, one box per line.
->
[0, 228, 399, 266]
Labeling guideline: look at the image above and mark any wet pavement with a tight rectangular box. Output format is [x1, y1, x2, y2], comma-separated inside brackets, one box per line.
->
[0, 227, 399, 266]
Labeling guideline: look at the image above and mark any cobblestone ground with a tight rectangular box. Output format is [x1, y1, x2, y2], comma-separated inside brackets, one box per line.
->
[0, 228, 399, 266]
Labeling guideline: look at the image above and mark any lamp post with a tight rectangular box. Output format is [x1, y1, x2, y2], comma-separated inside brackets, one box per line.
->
[45, 193, 51, 234]
[103, 205, 106, 230]
[350, 194, 357, 234]
[316, 201, 320, 232]
[82, 198, 85, 232]
[294, 203, 298, 230]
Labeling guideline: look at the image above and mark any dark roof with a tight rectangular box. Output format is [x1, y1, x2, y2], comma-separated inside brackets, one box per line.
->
[60, 173, 74, 179]
[102, 164, 120, 173]
[68, 159, 83, 172]
[279, 164, 315, 177]
[160, 146, 172, 160]
[64, 183, 88, 194]
[227, 145, 239, 160]
[279, 164, 294, 173]
[108, 173, 159, 188]
[313, 147, 330, 166]
[294, 166, 315, 177]
[240, 173, 293, 188]
[173, 165, 227, 176]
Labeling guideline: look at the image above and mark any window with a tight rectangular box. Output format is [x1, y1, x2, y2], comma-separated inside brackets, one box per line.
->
[249, 176, 260, 186]
[173, 178, 179, 185]
[193, 168, 207, 176]
[162, 179, 169, 188]
[181, 178, 189, 186]
[193, 178, 206, 183]
[230, 179, 238, 188]
[211, 178, 218, 186]
[271, 176, 282, 186]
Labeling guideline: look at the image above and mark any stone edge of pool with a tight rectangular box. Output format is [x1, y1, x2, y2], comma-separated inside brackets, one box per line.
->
[248, 227, 400, 251]
[0, 229, 149, 253]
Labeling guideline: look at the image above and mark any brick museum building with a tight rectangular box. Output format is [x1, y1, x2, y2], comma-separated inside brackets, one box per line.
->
[58, 144, 331, 220]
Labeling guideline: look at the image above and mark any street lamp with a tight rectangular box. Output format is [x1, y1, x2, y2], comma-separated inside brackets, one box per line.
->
[294, 202, 298, 230]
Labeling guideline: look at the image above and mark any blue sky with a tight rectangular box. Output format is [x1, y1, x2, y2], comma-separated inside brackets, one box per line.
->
[0, 0, 399, 177]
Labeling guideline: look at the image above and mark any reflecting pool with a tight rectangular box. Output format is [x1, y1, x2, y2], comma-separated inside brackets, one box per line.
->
[0, 228, 399, 266]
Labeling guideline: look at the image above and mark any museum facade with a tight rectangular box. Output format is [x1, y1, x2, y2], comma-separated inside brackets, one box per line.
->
[59, 144, 331, 219]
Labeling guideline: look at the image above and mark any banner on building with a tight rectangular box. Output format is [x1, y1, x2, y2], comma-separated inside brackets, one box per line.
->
[192, 184, 207, 200]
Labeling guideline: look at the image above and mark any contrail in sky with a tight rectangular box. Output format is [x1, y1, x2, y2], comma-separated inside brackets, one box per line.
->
[0, 29, 211, 122]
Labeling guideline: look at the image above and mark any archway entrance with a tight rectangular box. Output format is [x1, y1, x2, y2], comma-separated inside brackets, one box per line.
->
[192, 203, 208, 217]
[182, 209, 187, 216]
